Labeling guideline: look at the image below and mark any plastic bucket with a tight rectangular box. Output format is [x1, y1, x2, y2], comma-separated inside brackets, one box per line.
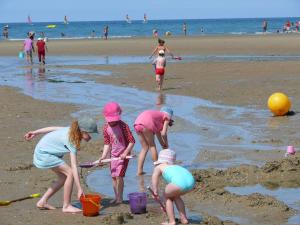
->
[18, 51, 25, 59]
[128, 192, 147, 214]
[80, 194, 101, 217]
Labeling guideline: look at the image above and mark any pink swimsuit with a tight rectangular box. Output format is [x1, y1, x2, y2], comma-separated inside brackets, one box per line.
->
[103, 121, 135, 177]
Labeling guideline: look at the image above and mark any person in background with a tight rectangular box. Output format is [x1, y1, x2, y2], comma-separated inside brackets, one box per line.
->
[262, 19, 268, 33]
[24, 117, 98, 213]
[36, 37, 48, 64]
[183, 22, 187, 36]
[152, 50, 167, 91]
[3, 25, 9, 39]
[150, 38, 174, 59]
[153, 29, 158, 38]
[23, 33, 35, 64]
[103, 25, 109, 40]
[91, 30, 96, 38]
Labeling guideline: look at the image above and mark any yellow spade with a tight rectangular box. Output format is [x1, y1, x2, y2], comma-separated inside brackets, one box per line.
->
[0, 193, 41, 206]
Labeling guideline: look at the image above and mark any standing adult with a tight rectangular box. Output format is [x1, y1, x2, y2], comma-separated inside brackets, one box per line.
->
[183, 22, 187, 36]
[3, 25, 9, 39]
[262, 19, 268, 33]
[103, 25, 109, 40]
[23, 33, 35, 64]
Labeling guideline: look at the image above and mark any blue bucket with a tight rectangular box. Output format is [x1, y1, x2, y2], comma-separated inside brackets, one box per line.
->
[18, 51, 25, 59]
[128, 192, 147, 214]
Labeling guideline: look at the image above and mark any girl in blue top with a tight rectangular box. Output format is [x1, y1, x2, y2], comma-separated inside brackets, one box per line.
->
[24, 117, 98, 213]
[151, 149, 195, 225]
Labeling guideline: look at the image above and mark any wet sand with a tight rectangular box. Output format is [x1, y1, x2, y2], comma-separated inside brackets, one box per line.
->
[1, 34, 300, 56]
[1, 35, 300, 224]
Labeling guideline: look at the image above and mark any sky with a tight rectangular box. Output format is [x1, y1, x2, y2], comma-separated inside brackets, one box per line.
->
[0, 0, 299, 23]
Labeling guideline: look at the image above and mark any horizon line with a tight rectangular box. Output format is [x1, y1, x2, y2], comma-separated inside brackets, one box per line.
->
[1, 16, 299, 24]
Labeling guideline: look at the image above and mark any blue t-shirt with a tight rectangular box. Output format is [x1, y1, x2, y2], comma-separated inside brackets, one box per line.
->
[33, 127, 77, 169]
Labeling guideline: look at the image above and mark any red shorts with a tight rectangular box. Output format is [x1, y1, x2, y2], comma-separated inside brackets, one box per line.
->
[155, 68, 165, 76]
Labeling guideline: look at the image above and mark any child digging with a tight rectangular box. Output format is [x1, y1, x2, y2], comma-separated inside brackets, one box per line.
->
[98, 102, 135, 204]
[24, 117, 98, 213]
[151, 149, 195, 225]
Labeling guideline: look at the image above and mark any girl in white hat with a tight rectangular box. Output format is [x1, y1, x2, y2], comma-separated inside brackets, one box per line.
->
[151, 149, 195, 225]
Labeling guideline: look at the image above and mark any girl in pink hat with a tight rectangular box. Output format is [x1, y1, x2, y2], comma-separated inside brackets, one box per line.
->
[134, 106, 174, 175]
[98, 102, 135, 204]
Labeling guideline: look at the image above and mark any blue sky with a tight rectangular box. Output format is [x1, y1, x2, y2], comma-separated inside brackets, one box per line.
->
[0, 0, 299, 23]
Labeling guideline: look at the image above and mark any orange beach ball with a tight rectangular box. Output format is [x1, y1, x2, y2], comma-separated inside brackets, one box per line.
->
[267, 92, 291, 116]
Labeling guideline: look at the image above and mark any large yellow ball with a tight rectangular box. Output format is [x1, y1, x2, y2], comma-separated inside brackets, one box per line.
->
[267, 92, 291, 116]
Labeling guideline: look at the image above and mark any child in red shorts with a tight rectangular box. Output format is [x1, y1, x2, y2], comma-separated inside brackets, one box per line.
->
[152, 50, 166, 91]
[36, 37, 48, 64]
[98, 102, 135, 204]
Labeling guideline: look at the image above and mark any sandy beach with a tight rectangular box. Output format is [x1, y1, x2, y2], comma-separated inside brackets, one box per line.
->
[1, 35, 300, 225]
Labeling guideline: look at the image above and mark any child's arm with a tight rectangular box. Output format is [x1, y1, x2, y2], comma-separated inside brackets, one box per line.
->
[120, 142, 134, 159]
[99, 144, 110, 162]
[156, 120, 169, 149]
[45, 44, 48, 52]
[151, 166, 162, 196]
[24, 127, 63, 140]
[70, 152, 83, 199]
[120, 123, 135, 159]
[149, 47, 158, 59]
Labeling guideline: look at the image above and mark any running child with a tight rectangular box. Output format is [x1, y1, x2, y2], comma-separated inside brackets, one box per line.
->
[152, 50, 166, 91]
[24, 117, 98, 213]
[36, 37, 48, 64]
[98, 102, 135, 204]
[134, 106, 174, 175]
[149, 38, 174, 59]
[151, 149, 195, 225]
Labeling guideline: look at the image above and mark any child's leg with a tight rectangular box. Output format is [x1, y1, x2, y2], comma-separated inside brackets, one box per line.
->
[156, 74, 161, 90]
[116, 177, 124, 203]
[144, 130, 158, 162]
[57, 164, 81, 213]
[159, 75, 164, 91]
[36, 168, 66, 210]
[163, 184, 183, 225]
[38, 52, 41, 63]
[111, 177, 117, 203]
[174, 197, 188, 224]
[137, 132, 149, 175]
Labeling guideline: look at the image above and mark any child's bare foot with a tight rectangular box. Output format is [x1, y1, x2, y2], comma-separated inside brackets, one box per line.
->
[181, 217, 189, 224]
[36, 202, 56, 210]
[62, 205, 82, 213]
[161, 222, 176, 225]
[36, 201, 56, 210]
[110, 199, 117, 204]
[115, 199, 123, 204]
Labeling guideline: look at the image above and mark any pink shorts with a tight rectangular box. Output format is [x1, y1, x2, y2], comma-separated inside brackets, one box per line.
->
[110, 159, 129, 177]
[134, 124, 145, 133]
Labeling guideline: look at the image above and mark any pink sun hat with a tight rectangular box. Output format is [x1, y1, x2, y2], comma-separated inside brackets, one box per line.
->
[103, 102, 122, 122]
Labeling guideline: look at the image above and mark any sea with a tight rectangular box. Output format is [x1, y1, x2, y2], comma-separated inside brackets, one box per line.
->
[1, 17, 300, 40]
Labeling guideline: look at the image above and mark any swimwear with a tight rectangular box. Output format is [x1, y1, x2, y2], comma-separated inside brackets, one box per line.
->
[162, 165, 195, 192]
[155, 68, 165, 76]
